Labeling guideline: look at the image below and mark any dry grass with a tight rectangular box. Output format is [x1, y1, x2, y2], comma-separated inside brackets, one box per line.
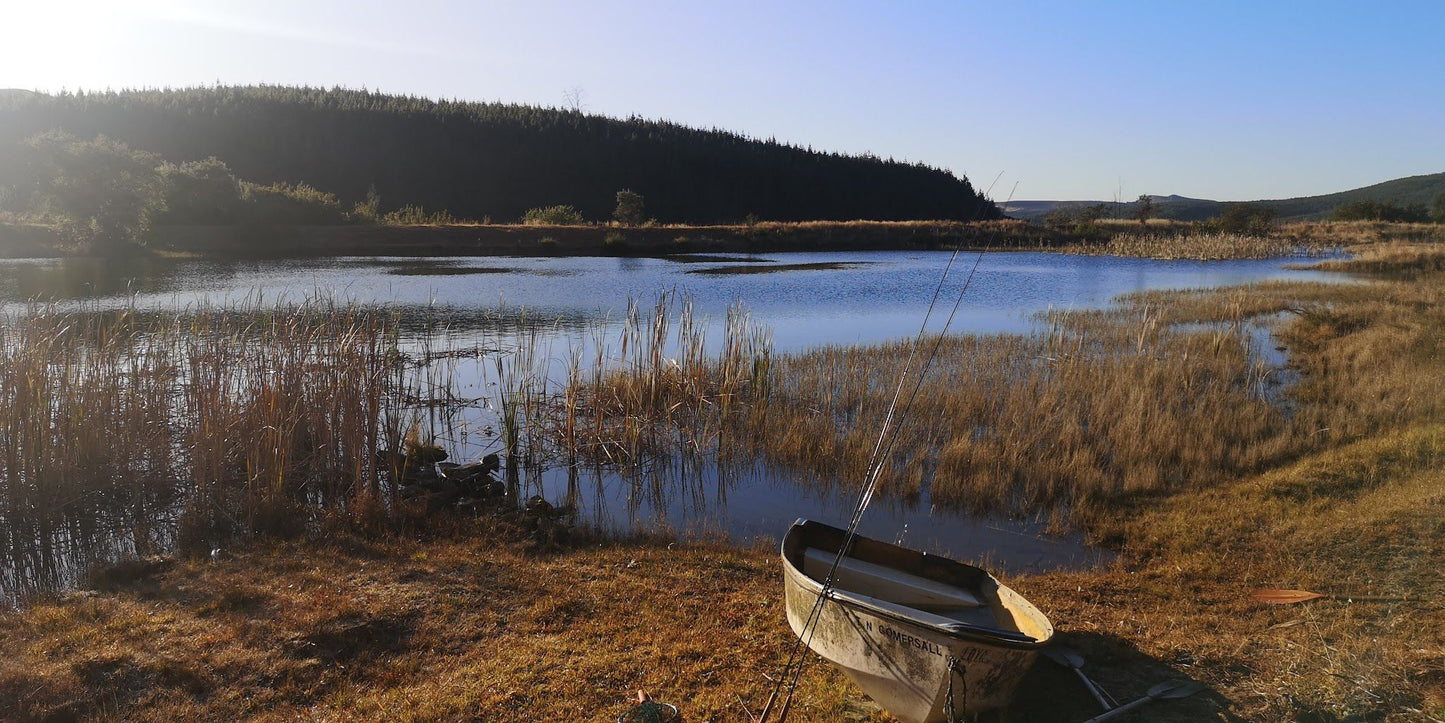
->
[1281, 220, 1445, 246]
[0, 301, 439, 602]
[1059, 231, 1320, 260]
[549, 293, 772, 468]
[0, 531, 882, 722]
[1305, 240, 1445, 277]
[2, 244, 1444, 721]
[748, 307, 1290, 521]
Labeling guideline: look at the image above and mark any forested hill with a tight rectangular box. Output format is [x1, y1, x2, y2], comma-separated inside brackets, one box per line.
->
[0, 86, 998, 224]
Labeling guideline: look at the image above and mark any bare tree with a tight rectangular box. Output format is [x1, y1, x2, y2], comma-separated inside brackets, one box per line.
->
[562, 86, 586, 113]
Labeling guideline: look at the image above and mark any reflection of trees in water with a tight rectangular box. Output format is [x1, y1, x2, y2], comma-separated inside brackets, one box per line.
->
[0, 256, 190, 301]
[1, 492, 177, 607]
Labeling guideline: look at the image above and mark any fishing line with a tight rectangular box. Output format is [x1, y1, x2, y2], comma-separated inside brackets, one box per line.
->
[762, 177, 1011, 722]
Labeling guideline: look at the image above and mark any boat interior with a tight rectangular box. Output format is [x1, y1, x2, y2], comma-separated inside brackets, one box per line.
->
[787, 520, 1051, 643]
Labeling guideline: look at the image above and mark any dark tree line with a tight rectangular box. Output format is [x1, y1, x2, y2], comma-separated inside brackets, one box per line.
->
[0, 86, 999, 224]
[1330, 199, 1434, 223]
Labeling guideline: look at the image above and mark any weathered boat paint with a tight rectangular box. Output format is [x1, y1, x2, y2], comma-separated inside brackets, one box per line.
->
[782, 519, 1054, 722]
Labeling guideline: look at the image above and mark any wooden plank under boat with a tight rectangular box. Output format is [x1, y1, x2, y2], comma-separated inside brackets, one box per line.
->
[782, 519, 1054, 722]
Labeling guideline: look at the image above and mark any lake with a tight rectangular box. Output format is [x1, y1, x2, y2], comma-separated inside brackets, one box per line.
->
[0, 250, 1343, 585]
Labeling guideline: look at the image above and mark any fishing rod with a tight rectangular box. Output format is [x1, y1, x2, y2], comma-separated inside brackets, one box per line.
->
[760, 175, 1013, 723]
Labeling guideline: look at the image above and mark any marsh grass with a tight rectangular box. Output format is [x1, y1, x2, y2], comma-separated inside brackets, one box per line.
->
[1060, 230, 1323, 260]
[556, 244, 1445, 532]
[556, 293, 772, 468]
[748, 314, 1291, 522]
[1281, 220, 1445, 246]
[3, 245, 1445, 720]
[0, 301, 444, 601]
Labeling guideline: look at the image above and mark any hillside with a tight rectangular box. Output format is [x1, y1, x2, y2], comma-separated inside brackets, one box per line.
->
[1003, 173, 1445, 222]
[0, 87, 998, 224]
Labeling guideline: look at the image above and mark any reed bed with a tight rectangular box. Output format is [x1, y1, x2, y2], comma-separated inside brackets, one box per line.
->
[1281, 220, 1445, 246]
[752, 315, 1290, 522]
[0, 301, 432, 601]
[1304, 239, 1445, 276]
[1060, 231, 1321, 260]
[559, 245, 1445, 529]
[554, 293, 773, 468]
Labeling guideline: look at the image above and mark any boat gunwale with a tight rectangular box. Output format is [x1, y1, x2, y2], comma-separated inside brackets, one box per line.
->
[782, 518, 1052, 651]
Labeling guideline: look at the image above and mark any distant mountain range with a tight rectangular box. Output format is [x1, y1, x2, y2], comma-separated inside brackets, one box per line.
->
[999, 172, 1445, 222]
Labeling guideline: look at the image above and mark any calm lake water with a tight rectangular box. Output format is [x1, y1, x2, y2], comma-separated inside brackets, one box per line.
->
[0, 251, 1343, 580]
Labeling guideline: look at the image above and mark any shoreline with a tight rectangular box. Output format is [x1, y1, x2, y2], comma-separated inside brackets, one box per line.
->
[0, 244, 1441, 721]
[3, 220, 1059, 259]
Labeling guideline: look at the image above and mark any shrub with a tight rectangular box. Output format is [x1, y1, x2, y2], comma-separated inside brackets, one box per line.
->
[613, 189, 646, 226]
[381, 204, 458, 225]
[1205, 204, 1277, 235]
[238, 182, 351, 225]
[157, 157, 243, 225]
[1332, 199, 1431, 223]
[523, 205, 586, 225]
[20, 131, 166, 251]
[603, 232, 629, 254]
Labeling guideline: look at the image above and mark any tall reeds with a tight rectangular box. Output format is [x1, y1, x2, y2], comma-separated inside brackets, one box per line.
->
[1061, 231, 1321, 260]
[0, 300, 417, 599]
[558, 293, 772, 468]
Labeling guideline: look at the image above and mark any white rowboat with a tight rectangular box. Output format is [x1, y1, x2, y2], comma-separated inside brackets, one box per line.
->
[782, 519, 1054, 722]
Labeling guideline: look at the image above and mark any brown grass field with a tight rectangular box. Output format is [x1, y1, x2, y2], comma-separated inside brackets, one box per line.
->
[1, 242, 1443, 721]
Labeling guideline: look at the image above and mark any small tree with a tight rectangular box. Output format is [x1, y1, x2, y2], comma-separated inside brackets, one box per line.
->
[1133, 194, 1155, 225]
[1432, 191, 1445, 224]
[1216, 204, 1277, 235]
[23, 131, 166, 252]
[613, 189, 646, 226]
[352, 183, 382, 222]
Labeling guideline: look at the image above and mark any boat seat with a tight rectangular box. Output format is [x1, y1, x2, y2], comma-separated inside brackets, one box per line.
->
[823, 586, 1033, 642]
[803, 547, 982, 609]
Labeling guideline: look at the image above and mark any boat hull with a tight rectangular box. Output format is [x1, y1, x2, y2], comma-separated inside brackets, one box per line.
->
[782, 520, 1051, 722]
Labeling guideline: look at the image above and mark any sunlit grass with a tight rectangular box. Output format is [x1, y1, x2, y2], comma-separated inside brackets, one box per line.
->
[2, 244, 1445, 720]
[1059, 230, 1322, 260]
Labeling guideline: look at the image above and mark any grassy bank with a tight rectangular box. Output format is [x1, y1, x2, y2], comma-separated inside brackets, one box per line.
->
[8, 216, 1442, 261]
[1, 245, 1443, 720]
[139, 219, 1054, 259]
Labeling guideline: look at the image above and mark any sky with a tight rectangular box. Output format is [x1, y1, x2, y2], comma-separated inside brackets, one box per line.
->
[3, 0, 1443, 201]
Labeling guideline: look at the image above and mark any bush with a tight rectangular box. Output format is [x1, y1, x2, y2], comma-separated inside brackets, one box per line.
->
[523, 205, 586, 225]
[20, 131, 166, 252]
[603, 232, 629, 254]
[1205, 204, 1277, 235]
[157, 157, 243, 224]
[1332, 199, 1431, 223]
[238, 182, 351, 225]
[381, 204, 458, 225]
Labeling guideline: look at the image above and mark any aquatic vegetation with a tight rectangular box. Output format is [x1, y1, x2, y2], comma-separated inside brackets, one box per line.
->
[0, 301, 456, 601]
[1059, 231, 1323, 260]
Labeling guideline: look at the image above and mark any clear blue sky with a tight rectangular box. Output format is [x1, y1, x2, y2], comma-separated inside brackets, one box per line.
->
[4, 0, 1442, 201]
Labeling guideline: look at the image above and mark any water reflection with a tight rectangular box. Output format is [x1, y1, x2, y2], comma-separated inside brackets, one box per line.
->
[0, 250, 1344, 603]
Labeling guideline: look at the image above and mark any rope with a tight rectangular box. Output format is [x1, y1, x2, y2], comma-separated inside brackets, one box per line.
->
[944, 657, 968, 723]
